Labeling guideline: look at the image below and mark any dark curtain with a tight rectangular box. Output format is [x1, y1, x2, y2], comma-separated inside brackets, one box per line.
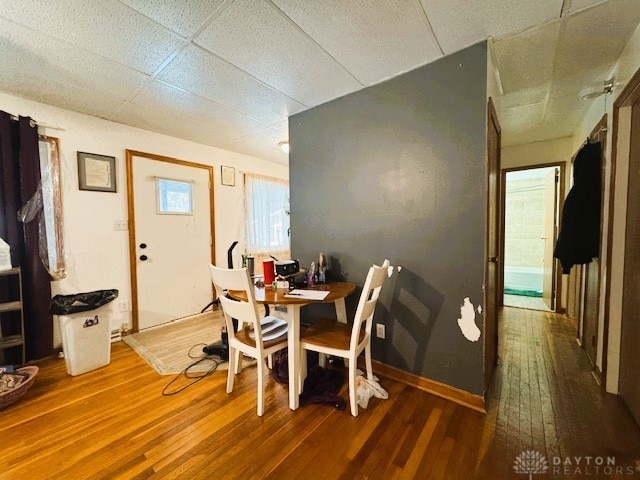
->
[0, 111, 53, 361]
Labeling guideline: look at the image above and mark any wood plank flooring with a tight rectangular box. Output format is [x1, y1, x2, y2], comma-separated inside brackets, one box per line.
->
[2, 306, 640, 479]
[477, 307, 640, 479]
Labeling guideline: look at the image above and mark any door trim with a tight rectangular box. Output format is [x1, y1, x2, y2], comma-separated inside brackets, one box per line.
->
[484, 97, 501, 395]
[126, 150, 216, 333]
[499, 162, 566, 314]
[605, 65, 640, 390]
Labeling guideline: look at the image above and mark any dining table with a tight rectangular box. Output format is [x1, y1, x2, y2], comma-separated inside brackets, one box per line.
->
[227, 281, 356, 410]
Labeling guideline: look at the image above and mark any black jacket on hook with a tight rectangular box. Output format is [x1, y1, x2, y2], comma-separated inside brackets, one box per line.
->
[554, 141, 602, 273]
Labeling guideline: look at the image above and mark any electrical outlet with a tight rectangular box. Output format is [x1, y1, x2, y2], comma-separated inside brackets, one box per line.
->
[376, 324, 385, 339]
[119, 300, 130, 312]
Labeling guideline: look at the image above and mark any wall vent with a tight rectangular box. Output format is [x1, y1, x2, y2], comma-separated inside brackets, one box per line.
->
[110, 328, 122, 343]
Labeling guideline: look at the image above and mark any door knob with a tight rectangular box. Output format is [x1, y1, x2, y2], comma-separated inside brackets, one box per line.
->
[139, 243, 147, 249]
[139, 255, 148, 261]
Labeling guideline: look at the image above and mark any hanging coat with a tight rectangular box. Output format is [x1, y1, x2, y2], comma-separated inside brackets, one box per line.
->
[554, 141, 602, 273]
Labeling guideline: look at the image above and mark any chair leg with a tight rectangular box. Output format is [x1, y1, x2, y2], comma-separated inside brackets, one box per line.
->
[348, 355, 358, 417]
[300, 347, 307, 392]
[318, 353, 326, 368]
[257, 356, 265, 416]
[234, 349, 243, 375]
[267, 354, 273, 369]
[227, 347, 236, 393]
[365, 344, 374, 380]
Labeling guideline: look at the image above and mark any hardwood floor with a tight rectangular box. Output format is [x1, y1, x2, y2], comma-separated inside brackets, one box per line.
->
[0, 342, 483, 479]
[477, 307, 640, 479]
[2, 307, 640, 479]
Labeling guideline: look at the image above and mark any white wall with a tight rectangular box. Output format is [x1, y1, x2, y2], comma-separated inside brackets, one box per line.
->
[570, 20, 640, 393]
[0, 92, 288, 342]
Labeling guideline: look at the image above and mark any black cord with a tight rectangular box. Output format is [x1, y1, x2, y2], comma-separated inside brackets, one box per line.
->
[161, 343, 222, 396]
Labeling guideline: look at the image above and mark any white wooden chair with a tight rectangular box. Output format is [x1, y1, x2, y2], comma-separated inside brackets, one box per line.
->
[208, 265, 288, 416]
[300, 260, 391, 417]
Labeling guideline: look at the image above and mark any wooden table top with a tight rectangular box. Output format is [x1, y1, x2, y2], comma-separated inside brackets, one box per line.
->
[228, 281, 356, 305]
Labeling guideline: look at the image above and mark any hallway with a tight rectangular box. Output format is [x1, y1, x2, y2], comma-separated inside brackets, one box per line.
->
[476, 307, 640, 478]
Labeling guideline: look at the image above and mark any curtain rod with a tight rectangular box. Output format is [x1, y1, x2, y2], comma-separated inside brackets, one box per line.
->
[8, 114, 66, 132]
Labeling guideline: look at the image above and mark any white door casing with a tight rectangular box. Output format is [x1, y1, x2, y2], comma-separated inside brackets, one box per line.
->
[127, 151, 214, 331]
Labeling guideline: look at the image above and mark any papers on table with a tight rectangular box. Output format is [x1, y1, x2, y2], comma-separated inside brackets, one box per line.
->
[284, 289, 330, 301]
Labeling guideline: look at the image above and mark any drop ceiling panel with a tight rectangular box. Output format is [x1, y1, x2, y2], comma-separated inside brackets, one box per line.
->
[554, 0, 640, 84]
[0, 17, 148, 101]
[419, 0, 563, 54]
[158, 45, 306, 125]
[499, 102, 545, 131]
[119, 0, 226, 38]
[567, 0, 608, 14]
[194, 0, 362, 106]
[0, 0, 185, 74]
[0, 71, 125, 120]
[494, 88, 549, 111]
[132, 80, 267, 141]
[493, 21, 560, 94]
[112, 101, 232, 146]
[223, 123, 289, 164]
[271, 0, 441, 86]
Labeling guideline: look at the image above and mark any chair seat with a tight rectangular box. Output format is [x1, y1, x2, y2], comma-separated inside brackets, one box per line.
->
[301, 318, 365, 352]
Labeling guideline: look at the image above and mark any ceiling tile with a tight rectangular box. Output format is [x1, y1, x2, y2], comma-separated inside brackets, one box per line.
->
[132, 80, 267, 141]
[112, 101, 230, 146]
[194, 0, 362, 106]
[118, 0, 226, 38]
[223, 122, 289, 165]
[271, 0, 441, 86]
[420, 0, 563, 54]
[494, 88, 549, 111]
[158, 45, 305, 125]
[499, 102, 545, 131]
[0, 0, 185, 74]
[0, 17, 148, 101]
[493, 21, 560, 94]
[0, 71, 125, 120]
[566, 0, 607, 14]
[554, 0, 640, 86]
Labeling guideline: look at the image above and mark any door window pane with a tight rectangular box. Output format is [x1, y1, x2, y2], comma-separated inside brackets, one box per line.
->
[157, 178, 193, 215]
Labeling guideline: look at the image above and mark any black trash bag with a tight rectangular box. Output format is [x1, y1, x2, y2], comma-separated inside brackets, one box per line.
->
[50, 289, 119, 315]
[271, 349, 346, 410]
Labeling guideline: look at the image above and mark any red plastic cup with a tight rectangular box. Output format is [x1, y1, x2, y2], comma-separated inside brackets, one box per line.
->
[263, 259, 275, 285]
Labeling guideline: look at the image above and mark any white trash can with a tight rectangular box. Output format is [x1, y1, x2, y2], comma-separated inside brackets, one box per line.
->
[51, 289, 118, 376]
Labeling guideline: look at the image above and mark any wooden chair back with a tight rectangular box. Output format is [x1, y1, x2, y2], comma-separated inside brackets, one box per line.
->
[350, 259, 391, 351]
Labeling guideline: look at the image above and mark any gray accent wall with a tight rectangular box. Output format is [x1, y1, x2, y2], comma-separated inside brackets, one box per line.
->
[289, 42, 488, 395]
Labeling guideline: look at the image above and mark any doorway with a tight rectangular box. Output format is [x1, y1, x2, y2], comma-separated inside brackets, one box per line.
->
[126, 150, 215, 332]
[501, 164, 564, 312]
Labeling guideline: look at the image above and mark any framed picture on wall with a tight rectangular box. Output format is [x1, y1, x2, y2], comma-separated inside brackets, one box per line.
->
[221, 165, 235, 186]
[77, 152, 116, 192]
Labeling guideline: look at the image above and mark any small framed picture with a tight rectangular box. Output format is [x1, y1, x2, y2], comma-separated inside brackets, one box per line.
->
[221, 165, 235, 186]
[78, 152, 116, 192]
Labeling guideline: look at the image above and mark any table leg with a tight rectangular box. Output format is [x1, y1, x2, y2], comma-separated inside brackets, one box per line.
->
[287, 305, 301, 410]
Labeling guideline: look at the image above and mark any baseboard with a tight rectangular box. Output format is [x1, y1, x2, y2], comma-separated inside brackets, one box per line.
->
[371, 360, 486, 414]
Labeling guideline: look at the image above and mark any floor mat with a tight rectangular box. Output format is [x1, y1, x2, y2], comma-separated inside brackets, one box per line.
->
[122, 311, 232, 375]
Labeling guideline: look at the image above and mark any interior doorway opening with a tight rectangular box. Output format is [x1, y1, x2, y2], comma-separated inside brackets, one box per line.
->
[502, 165, 562, 312]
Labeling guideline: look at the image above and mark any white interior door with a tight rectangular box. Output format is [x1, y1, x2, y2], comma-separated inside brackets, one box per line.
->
[130, 152, 213, 330]
[542, 168, 558, 310]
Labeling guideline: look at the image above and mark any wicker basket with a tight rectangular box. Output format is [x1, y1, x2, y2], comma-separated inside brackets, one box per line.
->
[0, 366, 38, 410]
